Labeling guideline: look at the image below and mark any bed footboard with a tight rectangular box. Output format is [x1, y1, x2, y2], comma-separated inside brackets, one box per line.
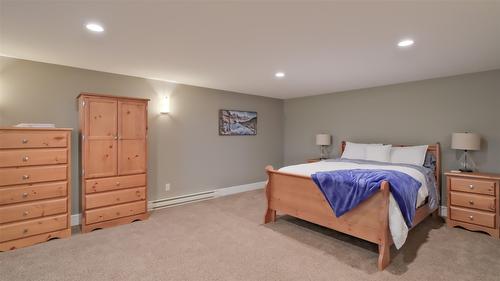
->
[264, 165, 392, 270]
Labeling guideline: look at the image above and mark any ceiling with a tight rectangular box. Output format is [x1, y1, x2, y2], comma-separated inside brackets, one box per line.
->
[1, 1, 500, 99]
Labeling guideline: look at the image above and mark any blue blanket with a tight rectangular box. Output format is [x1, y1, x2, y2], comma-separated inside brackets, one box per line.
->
[311, 169, 422, 227]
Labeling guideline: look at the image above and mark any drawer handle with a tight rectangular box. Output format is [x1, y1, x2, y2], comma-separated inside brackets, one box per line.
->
[116, 212, 121, 216]
[22, 192, 28, 198]
[22, 175, 30, 180]
[469, 200, 474, 205]
[116, 182, 120, 186]
[23, 211, 29, 216]
[469, 184, 474, 189]
[22, 139, 29, 144]
[22, 156, 29, 162]
[23, 229, 28, 234]
[469, 215, 474, 220]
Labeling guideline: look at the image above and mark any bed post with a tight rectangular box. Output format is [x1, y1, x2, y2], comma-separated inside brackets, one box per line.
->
[378, 181, 391, 270]
[264, 165, 276, 224]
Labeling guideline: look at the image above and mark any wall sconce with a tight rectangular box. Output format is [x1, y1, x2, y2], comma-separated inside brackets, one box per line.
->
[160, 95, 170, 114]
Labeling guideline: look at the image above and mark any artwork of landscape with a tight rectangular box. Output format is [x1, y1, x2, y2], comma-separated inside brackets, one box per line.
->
[219, 110, 257, 136]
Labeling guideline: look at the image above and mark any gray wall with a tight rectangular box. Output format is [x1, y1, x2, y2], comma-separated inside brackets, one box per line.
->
[0, 57, 284, 214]
[284, 70, 500, 204]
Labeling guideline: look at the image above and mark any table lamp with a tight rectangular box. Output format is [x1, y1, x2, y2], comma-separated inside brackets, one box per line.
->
[451, 132, 481, 172]
[316, 134, 331, 160]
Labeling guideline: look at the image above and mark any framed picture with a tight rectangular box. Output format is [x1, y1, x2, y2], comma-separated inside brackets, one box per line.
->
[219, 109, 257, 136]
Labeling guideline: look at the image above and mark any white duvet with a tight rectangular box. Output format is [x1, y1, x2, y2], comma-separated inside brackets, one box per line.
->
[279, 160, 429, 249]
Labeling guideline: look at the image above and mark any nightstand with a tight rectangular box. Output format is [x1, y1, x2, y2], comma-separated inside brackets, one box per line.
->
[446, 172, 500, 238]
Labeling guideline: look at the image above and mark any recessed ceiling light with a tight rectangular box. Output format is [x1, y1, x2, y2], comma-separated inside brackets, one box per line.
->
[86, 23, 104, 33]
[275, 72, 285, 78]
[398, 39, 414, 47]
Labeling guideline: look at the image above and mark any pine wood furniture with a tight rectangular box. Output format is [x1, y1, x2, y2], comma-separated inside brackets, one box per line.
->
[264, 141, 441, 270]
[78, 93, 149, 233]
[307, 158, 322, 163]
[0, 127, 72, 251]
[446, 172, 499, 238]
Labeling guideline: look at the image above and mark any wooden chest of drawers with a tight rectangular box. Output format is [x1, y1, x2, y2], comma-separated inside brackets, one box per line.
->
[446, 172, 500, 238]
[0, 128, 72, 251]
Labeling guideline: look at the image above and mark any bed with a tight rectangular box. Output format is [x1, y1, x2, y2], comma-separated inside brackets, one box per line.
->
[263, 141, 441, 270]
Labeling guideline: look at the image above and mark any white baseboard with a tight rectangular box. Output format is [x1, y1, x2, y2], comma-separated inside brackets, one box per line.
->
[71, 214, 81, 226]
[215, 181, 267, 197]
[440, 206, 447, 217]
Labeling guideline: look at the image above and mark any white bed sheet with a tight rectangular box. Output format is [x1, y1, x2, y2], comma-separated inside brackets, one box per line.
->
[278, 160, 429, 249]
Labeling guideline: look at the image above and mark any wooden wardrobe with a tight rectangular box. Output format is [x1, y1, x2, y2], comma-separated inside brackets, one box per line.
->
[77, 93, 149, 233]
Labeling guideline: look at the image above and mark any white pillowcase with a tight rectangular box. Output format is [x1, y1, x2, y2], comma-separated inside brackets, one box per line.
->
[341, 142, 383, 160]
[390, 145, 428, 166]
[366, 145, 392, 162]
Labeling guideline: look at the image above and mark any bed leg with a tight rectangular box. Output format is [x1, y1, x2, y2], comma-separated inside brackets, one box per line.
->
[264, 209, 276, 224]
[378, 242, 390, 270]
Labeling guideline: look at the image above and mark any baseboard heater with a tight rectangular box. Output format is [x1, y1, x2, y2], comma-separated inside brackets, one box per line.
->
[148, 190, 216, 211]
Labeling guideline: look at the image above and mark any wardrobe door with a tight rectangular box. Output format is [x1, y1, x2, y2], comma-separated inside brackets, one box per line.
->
[84, 97, 118, 178]
[118, 100, 147, 175]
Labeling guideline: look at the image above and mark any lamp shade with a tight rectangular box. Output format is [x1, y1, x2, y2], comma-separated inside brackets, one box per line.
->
[451, 133, 481, 150]
[316, 134, 331, 146]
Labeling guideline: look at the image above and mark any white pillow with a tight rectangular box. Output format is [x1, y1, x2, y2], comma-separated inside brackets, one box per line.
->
[341, 142, 382, 160]
[366, 145, 392, 162]
[390, 145, 428, 166]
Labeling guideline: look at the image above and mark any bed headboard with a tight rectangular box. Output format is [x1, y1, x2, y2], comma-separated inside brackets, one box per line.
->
[340, 141, 441, 199]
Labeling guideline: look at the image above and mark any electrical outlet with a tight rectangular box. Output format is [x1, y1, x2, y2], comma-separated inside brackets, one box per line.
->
[165, 183, 171, 192]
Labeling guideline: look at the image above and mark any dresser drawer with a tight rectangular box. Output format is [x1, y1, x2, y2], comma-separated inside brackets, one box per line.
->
[0, 181, 67, 205]
[85, 174, 146, 194]
[0, 149, 68, 168]
[450, 177, 496, 196]
[0, 131, 67, 149]
[0, 165, 67, 187]
[0, 198, 67, 224]
[85, 200, 146, 225]
[86, 187, 146, 209]
[450, 192, 496, 212]
[450, 207, 496, 228]
[0, 214, 68, 242]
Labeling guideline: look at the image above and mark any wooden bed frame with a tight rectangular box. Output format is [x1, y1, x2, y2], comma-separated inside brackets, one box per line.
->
[263, 142, 441, 270]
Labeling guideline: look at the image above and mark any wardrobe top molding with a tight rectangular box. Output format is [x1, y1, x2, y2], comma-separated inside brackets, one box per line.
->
[77, 92, 150, 101]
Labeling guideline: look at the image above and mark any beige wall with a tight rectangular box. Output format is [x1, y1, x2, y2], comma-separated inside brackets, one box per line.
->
[284, 70, 500, 203]
[0, 57, 284, 214]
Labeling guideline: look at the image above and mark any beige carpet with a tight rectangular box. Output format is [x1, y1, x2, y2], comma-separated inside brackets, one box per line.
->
[1, 189, 499, 281]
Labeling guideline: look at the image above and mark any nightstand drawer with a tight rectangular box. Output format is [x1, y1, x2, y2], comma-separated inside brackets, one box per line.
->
[450, 177, 496, 196]
[450, 207, 496, 228]
[450, 192, 496, 212]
